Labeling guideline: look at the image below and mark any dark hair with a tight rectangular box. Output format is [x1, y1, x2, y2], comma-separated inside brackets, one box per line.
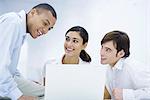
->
[32, 3, 57, 19]
[65, 26, 91, 62]
[101, 30, 130, 58]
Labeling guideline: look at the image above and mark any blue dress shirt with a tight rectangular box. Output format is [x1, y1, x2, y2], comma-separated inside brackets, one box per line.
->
[0, 10, 26, 100]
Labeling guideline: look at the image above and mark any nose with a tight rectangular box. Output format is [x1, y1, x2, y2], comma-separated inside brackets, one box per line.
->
[66, 41, 73, 47]
[100, 48, 104, 56]
[43, 27, 49, 34]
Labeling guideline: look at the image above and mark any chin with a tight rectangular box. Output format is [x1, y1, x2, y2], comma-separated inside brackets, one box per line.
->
[31, 35, 36, 38]
[101, 61, 107, 65]
[30, 33, 37, 39]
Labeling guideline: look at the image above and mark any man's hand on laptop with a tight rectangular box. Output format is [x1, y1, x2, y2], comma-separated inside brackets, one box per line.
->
[18, 95, 38, 100]
[112, 88, 123, 100]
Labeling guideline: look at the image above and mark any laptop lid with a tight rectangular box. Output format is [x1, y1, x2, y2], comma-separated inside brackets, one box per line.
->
[45, 64, 106, 100]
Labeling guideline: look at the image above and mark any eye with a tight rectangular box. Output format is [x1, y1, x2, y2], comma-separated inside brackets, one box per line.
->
[73, 40, 78, 43]
[66, 37, 70, 41]
[42, 21, 48, 26]
[106, 48, 111, 52]
[44, 22, 47, 26]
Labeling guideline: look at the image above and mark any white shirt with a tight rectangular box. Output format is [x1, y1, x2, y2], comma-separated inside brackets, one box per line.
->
[106, 58, 150, 100]
[0, 10, 26, 100]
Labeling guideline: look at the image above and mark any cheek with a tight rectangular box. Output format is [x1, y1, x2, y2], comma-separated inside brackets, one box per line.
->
[30, 23, 37, 32]
[75, 45, 82, 52]
[64, 42, 67, 47]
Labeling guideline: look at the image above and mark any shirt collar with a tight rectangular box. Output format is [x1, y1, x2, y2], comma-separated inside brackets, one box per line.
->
[18, 10, 26, 37]
[18, 10, 27, 44]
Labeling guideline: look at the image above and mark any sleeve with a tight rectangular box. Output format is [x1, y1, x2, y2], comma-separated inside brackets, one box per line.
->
[123, 64, 150, 100]
[0, 18, 23, 99]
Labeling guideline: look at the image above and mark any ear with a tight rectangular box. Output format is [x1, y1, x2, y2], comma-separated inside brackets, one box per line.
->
[29, 8, 37, 16]
[117, 49, 125, 58]
[82, 42, 87, 50]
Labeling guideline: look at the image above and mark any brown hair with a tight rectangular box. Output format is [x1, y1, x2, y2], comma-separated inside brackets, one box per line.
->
[101, 30, 130, 58]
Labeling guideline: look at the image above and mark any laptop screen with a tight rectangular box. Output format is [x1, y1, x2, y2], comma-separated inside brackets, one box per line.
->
[45, 64, 106, 100]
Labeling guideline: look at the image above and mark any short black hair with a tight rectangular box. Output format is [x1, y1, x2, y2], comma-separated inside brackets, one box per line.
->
[101, 30, 130, 58]
[32, 3, 57, 19]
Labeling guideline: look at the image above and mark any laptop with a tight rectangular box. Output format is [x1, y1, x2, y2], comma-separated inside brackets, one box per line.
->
[45, 64, 106, 100]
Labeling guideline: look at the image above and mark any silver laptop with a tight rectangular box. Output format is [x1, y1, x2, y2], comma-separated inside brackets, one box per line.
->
[45, 64, 106, 100]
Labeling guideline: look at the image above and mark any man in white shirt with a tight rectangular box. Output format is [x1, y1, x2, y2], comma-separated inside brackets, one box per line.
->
[101, 31, 150, 100]
[0, 3, 57, 100]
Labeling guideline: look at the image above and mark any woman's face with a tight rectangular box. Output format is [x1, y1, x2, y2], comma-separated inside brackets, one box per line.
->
[64, 31, 87, 57]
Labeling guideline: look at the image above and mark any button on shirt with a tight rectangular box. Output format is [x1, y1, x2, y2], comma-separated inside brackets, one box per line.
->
[106, 58, 150, 100]
[0, 10, 26, 100]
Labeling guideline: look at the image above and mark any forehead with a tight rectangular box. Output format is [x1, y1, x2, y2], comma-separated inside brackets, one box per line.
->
[66, 31, 82, 39]
[39, 9, 56, 26]
[102, 41, 116, 49]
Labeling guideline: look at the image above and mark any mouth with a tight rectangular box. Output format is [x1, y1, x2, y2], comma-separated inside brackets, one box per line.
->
[101, 58, 106, 61]
[65, 48, 74, 53]
[37, 30, 44, 37]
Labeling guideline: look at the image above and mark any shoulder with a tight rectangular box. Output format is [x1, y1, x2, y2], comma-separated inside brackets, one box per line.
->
[123, 58, 149, 73]
[0, 10, 25, 25]
[79, 58, 90, 64]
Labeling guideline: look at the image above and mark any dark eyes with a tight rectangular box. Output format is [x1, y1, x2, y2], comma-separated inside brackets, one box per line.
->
[106, 48, 111, 52]
[65, 37, 79, 43]
[73, 40, 78, 43]
[101, 46, 112, 52]
[66, 37, 70, 41]
[43, 22, 48, 26]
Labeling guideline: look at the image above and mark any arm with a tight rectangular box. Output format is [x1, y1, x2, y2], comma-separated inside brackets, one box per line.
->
[123, 67, 150, 100]
[18, 95, 37, 100]
[0, 18, 23, 99]
[113, 65, 150, 100]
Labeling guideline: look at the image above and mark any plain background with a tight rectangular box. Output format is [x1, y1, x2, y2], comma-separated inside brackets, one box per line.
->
[0, 0, 150, 83]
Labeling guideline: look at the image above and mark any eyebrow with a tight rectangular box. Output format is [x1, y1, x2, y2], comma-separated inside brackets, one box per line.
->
[65, 36, 80, 40]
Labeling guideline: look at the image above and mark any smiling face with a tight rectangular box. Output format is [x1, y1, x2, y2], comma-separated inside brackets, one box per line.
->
[27, 8, 56, 39]
[64, 31, 87, 57]
[100, 40, 124, 67]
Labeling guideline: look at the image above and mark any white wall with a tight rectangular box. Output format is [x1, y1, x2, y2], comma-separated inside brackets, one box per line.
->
[0, 0, 149, 83]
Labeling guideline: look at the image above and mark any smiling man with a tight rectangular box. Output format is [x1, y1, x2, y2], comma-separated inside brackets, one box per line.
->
[0, 3, 57, 100]
[101, 31, 150, 100]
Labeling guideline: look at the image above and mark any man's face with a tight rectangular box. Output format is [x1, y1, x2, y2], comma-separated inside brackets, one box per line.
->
[27, 8, 56, 39]
[64, 31, 86, 57]
[100, 40, 121, 67]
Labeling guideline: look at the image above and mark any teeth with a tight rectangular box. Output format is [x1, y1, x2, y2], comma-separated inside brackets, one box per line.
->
[67, 48, 73, 51]
[38, 30, 43, 36]
[39, 31, 42, 35]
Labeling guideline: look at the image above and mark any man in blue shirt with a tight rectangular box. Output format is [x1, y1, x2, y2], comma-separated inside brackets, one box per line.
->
[0, 3, 57, 100]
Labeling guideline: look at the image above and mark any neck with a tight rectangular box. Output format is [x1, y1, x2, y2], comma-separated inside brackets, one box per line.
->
[62, 55, 79, 64]
[26, 14, 29, 33]
[109, 58, 120, 68]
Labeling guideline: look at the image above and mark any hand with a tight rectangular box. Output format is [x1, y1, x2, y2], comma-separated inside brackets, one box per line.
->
[18, 95, 38, 100]
[112, 88, 123, 100]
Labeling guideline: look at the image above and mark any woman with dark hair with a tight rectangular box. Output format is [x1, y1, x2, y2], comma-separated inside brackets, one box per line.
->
[63, 26, 91, 63]
[42, 26, 91, 85]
